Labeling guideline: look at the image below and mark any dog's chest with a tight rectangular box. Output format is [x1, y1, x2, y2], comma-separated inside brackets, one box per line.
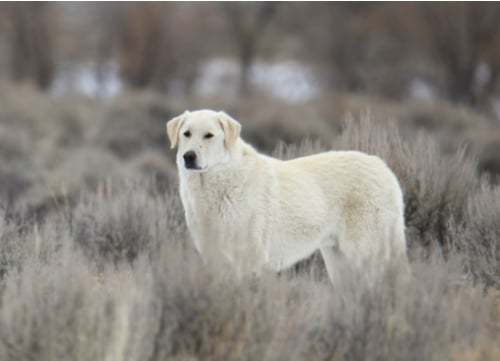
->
[182, 180, 247, 233]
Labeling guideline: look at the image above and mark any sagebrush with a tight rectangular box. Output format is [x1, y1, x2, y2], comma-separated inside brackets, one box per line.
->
[0, 92, 498, 360]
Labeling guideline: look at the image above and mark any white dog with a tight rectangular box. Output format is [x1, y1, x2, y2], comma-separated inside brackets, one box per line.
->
[167, 109, 408, 284]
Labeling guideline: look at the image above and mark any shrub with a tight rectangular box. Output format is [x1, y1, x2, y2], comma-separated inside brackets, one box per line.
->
[0, 90, 498, 360]
[0, 209, 28, 282]
[0, 254, 120, 361]
[71, 178, 185, 267]
[1, 240, 497, 361]
[93, 93, 180, 160]
[453, 181, 500, 289]
[0, 132, 39, 205]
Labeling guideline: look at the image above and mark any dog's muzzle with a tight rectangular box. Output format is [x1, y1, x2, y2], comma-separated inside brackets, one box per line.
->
[183, 151, 198, 169]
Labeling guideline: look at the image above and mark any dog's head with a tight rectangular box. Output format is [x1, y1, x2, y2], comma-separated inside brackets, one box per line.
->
[167, 110, 241, 172]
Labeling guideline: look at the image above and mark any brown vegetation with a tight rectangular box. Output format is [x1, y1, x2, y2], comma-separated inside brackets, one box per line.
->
[2, 3, 55, 89]
[0, 87, 498, 360]
[1, 3, 500, 116]
[420, 2, 500, 106]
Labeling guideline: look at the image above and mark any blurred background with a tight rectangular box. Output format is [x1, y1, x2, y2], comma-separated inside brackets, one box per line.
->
[1, 5, 500, 358]
[1, 2, 500, 107]
[0, 2, 500, 213]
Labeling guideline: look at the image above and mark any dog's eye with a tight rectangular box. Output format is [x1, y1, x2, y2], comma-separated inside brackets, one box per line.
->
[204, 133, 214, 139]
[183, 131, 191, 138]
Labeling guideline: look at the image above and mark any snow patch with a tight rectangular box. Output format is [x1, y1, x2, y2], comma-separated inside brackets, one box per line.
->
[408, 77, 434, 101]
[51, 58, 319, 104]
[51, 61, 123, 99]
[194, 58, 319, 103]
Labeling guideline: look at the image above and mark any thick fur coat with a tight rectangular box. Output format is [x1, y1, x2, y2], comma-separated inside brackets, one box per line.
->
[167, 109, 408, 284]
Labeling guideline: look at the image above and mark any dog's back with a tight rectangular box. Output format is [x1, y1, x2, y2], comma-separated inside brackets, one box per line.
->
[275, 151, 406, 270]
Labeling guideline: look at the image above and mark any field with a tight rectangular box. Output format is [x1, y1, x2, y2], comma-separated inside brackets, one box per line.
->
[0, 86, 499, 360]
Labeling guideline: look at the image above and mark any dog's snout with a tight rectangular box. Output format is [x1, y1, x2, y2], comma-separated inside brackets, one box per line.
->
[183, 151, 197, 168]
[184, 151, 196, 162]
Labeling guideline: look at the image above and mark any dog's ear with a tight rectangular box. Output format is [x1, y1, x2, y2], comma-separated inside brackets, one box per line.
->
[166, 111, 188, 149]
[218, 111, 241, 149]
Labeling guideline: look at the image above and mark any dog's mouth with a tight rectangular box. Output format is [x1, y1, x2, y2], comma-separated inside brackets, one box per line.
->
[185, 164, 202, 170]
[184, 163, 207, 172]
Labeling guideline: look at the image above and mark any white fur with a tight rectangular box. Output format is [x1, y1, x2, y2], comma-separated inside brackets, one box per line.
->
[167, 109, 409, 284]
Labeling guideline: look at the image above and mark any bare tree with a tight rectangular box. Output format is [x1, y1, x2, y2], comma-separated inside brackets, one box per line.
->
[5, 3, 55, 89]
[93, 3, 120, 97]
[117, 3, 213, 94]
[221, 2, 277, 96]
[286, 3, 415, 97]
[118, 2, 174, 89]
[420, 3, 500, 106]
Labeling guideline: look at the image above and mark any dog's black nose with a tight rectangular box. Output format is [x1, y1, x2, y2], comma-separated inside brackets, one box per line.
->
[183, 151, 197, 168]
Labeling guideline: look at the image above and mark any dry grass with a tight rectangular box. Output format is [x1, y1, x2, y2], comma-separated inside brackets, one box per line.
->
[0, 87, 498, 360]
[0, 180, 498, 360]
